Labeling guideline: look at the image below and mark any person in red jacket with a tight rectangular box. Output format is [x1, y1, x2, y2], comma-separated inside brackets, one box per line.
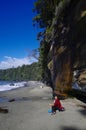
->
[49, 96, 65, 114]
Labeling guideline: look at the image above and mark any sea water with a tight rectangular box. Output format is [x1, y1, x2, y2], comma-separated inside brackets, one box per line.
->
[0, 81, 27, 92]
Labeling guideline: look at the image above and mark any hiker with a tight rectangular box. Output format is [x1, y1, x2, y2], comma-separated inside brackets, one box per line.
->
[49, 96, 65, 114]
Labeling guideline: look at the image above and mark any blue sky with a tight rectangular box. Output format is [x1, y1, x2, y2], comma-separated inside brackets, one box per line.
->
[0, 0, 39, 69]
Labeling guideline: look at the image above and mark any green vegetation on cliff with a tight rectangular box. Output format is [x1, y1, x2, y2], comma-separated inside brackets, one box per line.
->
[33, 0, 86, 95]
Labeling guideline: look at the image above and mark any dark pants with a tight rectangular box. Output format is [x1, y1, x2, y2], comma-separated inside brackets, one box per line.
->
[52, 106, 65, 113]
[52, 106, 59, 113]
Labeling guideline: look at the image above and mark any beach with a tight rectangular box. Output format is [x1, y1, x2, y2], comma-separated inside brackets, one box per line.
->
[0, 81, 86, 130]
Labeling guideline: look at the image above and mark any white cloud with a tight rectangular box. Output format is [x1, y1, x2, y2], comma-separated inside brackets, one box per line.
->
[0, 56, 38, 70]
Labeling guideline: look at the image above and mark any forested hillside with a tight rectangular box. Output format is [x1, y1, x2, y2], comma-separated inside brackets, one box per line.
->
[0, 62, 41, 81]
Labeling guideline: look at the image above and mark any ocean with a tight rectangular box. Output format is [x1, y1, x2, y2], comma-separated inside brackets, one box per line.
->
[0, 81, 27, 92]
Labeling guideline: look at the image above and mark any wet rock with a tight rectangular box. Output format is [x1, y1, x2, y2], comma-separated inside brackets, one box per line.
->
[78, 70, 86, 85]
[0, 107, 8, 113]
[9, 99, 15, 102]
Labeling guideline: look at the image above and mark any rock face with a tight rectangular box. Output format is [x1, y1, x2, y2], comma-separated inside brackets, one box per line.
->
[54, 51, 72, 93]
[78, 70, 86, 85]
[73, 69, 86, 87]
[48, 0, 86, 95]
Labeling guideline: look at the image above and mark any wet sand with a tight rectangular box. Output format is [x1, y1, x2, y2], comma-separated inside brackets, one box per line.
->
[0, 81, 86, 130]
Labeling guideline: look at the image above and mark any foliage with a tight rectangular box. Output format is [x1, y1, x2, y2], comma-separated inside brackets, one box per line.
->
[39, 40, 51, 82]
[33, 0, 56, 28]
[0, 62, 42, 81]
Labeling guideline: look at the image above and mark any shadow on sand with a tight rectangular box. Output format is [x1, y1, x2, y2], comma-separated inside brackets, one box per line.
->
[61, 126, 85, 130]
[77, 104, 86, 117]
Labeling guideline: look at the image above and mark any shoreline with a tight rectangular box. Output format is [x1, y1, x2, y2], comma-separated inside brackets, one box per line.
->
[0, 81, 86, 130]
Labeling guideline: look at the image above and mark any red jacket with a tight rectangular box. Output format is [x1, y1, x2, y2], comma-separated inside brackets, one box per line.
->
[54, 99, 62, 109]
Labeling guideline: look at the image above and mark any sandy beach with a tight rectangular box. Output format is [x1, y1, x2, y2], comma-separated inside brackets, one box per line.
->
[0, 81, 86, 130]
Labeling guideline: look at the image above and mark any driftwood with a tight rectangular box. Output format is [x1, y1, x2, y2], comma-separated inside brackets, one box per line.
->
[0, 107, 8, 113]
[9, 98, 15, 102]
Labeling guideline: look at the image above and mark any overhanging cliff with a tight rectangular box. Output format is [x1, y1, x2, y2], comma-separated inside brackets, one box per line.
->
[47, 0, 86, 95]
